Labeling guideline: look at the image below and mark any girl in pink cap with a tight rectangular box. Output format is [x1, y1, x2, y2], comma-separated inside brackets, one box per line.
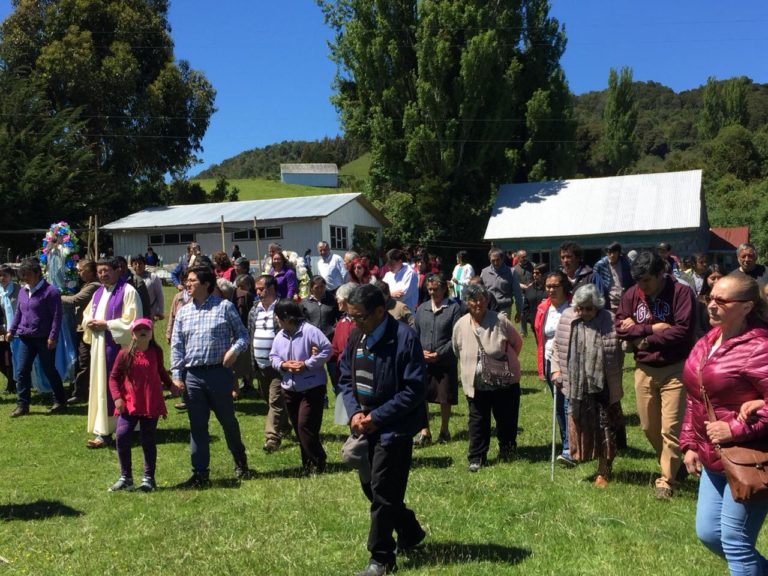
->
[107, 318, 177, 492]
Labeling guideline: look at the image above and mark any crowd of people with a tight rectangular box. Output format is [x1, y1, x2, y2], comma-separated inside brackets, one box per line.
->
[2, 238, 768, 576]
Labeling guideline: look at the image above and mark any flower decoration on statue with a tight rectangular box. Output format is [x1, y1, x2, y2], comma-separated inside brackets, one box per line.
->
[283, 250, 310, 299]
[40, 221, 81, 294]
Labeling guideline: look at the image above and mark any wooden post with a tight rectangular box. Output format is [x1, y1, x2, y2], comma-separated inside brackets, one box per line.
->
[94, 214, 99, 259]
[220, 215, 226, 253]
[253, 217, 261, 275]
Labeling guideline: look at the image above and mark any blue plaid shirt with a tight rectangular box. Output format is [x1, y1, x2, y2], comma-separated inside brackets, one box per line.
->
[171, 294, 248, 379]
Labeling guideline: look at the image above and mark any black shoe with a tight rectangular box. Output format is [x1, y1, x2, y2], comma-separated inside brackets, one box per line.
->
[48, 403, 67, 415]
[138, 476, 156, 492]
[262, 438, 281, 453]
[355, 559, 397, 576]
[498, 444, 516, 462]
[234, 458, 251, 480]
[10, 405, 29, 418]
[396, 525, 426, 553]
[108, 476, 134, 492]
[176, 472, 210, 489]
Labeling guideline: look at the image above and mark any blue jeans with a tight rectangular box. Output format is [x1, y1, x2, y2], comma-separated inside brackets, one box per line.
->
[15, 336, 66, 407]
[697, 468, 768, 576]
[185, 366, 246, 474]
[545, 360, 569, 455]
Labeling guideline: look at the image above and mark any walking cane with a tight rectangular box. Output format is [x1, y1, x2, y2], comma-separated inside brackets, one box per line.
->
[551, 387, 557, 481]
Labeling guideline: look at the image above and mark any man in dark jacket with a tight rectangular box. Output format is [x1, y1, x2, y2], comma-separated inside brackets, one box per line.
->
[615, 250, 696, 500]
[339, 284, 426, 576]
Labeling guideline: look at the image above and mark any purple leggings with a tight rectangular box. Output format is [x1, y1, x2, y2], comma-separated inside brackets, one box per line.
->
[115, 413, 159, 479]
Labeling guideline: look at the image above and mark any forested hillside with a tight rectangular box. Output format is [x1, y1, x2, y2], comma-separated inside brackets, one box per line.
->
[197, 136, 367, 179]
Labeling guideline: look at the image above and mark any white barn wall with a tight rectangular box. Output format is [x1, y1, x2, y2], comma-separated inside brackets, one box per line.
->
[107, 198, 384, 270]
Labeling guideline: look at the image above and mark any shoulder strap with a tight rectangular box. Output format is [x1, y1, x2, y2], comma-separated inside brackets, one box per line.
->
[697, 354, 717, 423]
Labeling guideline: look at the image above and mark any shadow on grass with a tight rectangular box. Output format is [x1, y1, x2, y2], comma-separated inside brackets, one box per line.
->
[612, 469, 657, 487]
[232, 401, 268, 416]
[520, 386, 541, 396]
[623, 412, 641, 426]
[617, 444, 655, 459]
[403, 541, 531, 569]
[515, 444, 555, 463]
[0, 500, 83, 521]
[250, 461, 351, 480]
[154, 427, 191, 444]
[412, 456, 453, 469]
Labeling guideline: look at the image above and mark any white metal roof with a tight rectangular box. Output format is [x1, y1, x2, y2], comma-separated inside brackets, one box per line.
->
[484, 170, 703, 241]
[103, 192, 386, 231]
[280, 163, 338, 174]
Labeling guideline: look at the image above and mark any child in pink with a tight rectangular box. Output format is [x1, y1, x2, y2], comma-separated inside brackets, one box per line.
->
[108, 318, 176, 492]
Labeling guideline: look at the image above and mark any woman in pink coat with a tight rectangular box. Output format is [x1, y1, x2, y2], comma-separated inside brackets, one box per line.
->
[681, 274, 768, 575]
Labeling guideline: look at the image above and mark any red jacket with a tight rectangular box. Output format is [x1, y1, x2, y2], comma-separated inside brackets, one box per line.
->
[615, 275, 696, 366]
[534, 297, 551, 379]
[680, 324, 768, 472]
[109, 346, 172, 418]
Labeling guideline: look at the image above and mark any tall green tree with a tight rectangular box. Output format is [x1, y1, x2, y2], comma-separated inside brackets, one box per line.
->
[698, 76, 750, 140]
[599, 66, 637, 174]
[318, 0, 574, 244]
[0, 71, 94, 231]
[0, 0, 216, 222]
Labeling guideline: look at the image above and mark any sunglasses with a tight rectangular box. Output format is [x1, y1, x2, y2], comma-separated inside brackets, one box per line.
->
[575, 305, 596, 313]
[706, 296, 750, 307]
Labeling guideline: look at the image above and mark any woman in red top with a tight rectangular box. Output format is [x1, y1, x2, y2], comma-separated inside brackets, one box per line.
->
[108, 318, 177, 492]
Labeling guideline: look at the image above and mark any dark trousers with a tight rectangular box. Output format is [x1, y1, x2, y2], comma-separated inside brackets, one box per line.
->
[283, 385, 326, 470]
[15, 336, 66, 407]
[185, 366, 247, 474]
[467, 384, 521, 462]
[365, 434, 421, 565]
[0, 340, 15, 392]
[70, 332, 91, 399]
[115, 413, 158, 478]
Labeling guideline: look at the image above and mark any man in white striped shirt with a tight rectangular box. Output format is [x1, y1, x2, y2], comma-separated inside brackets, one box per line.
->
[248, 274, 289, 452]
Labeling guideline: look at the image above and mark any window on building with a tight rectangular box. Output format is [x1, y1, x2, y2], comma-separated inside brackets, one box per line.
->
[148, 233, 195, 245]
[330, 225, 348, 251]
[231, 226, 283, 241]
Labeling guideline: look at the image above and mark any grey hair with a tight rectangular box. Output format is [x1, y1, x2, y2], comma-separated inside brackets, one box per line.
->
[335, 282, 356, 303]
[488, 247, 504, 260]
[572, 283, 605, 310]
[216, 278, 235, 300]
[462, 282, 490, 302]
[737, 242, 757, 255]
[426, 272, 448, 291]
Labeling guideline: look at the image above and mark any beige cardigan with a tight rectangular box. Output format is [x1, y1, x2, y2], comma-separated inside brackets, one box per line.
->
[452, 310, 523, 398]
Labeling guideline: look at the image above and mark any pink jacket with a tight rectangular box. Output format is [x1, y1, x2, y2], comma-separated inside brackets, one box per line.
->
[680, 323, 768, 472]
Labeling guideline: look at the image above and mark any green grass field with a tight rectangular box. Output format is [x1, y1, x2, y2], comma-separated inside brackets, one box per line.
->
[0, 288, 737, 575]
[193, 178, 344, 201]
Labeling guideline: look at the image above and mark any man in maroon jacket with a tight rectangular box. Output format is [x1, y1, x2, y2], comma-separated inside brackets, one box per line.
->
[615, 250, 696, 500]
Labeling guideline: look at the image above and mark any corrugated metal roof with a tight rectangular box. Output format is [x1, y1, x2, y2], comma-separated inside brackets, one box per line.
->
[709, 226, 749, 251]
[280, 163, 338, 174]
[484, 170, 703, 241]
[104, 192, 365, 231]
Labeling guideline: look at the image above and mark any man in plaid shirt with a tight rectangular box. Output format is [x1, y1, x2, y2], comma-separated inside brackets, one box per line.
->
[171, 264, 250, 487]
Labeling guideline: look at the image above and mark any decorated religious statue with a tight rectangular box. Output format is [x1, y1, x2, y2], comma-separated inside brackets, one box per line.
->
[40, 221, 81, 295]
[32, 221, 80, 391]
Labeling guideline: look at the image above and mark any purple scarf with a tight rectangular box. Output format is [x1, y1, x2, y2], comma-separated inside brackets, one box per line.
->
[91, 278, 128, 374]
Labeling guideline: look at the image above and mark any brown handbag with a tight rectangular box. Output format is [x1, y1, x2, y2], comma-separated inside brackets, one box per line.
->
[699, 364, 768, 503]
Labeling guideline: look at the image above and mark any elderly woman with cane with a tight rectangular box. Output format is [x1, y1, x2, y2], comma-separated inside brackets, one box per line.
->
[550, 284, 624, 487]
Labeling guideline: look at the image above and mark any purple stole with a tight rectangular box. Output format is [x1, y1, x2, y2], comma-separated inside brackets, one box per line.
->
[91, 278, 128, 375]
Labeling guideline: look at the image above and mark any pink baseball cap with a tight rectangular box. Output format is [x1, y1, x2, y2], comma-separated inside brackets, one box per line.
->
[130, 318, 153, 332]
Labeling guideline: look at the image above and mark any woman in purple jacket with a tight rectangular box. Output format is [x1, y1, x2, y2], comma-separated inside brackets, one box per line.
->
[269, 299, 331, 474]
[681, 274, 768, 575]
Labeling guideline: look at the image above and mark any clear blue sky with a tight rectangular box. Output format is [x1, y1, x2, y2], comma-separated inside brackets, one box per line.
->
[1, 1, 766, 175]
